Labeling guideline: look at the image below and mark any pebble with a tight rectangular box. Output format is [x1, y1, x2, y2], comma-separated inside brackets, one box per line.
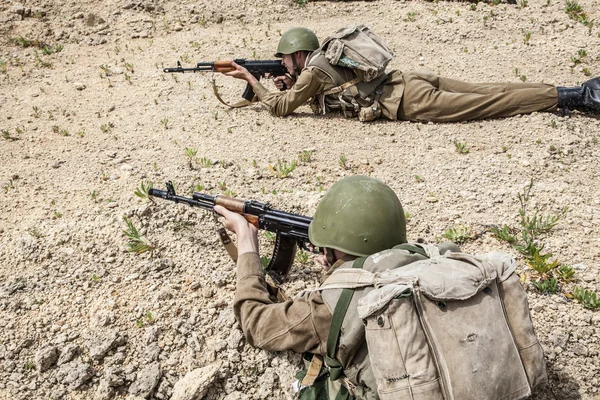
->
[35, 346, 59, 372]
[128, 362, 161, 398]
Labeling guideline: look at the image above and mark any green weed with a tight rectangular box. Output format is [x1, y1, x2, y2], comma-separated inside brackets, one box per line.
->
[454, 141, 470, 154]
[573, 287, 600, 309]
[298, 150, 314, 163]
[264, 231, 275, 242]
[442, 225, 474, 244]
[533, 278, 559, 294]
[185, 147, 197, 168]
[490, 224, 517, 244]
[296, 250, 310, 265]
[556, 265, 576, 283]
[197, 157, 213, 168]
[338, 154, 349, 170]
[269, 159, 297, 178]
[122, 216, 154, 254]
[134, 181, 154, 203]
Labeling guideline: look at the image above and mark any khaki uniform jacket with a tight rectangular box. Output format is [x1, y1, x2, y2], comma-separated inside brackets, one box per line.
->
[252, 64, 405, 120]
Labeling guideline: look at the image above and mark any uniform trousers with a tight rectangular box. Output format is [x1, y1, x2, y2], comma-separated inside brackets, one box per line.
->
[397, 71, 559, 123]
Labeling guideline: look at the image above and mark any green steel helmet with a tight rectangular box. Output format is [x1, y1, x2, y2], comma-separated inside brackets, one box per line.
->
[275, 27, 319, 58]
[308, 176, 407, 257]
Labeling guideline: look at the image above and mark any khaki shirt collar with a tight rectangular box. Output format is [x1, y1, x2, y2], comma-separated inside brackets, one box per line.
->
[321, 254, 358, 282]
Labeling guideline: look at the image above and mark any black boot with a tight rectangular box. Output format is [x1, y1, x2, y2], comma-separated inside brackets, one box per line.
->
[557, 77, 600, 114]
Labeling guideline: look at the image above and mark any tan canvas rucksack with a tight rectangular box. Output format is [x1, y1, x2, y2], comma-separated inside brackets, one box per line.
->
[308, 244, 547, 400]
[307, 25, 395, 121]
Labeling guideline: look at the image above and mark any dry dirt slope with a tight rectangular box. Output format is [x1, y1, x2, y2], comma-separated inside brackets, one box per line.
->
[0, 0, 599, 399]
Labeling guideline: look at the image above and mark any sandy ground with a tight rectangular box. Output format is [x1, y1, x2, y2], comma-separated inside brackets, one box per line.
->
[0, 0, 599, 399]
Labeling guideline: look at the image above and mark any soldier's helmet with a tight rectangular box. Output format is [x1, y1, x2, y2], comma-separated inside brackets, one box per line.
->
[308, 176, 407, 257]
[275, 27, 320, 58]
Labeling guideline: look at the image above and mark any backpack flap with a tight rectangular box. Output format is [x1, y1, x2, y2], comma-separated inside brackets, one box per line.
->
[356, 252, 537, 400]
[322, 25, 394, 82]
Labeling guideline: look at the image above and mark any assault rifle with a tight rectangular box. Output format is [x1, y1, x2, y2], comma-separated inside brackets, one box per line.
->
[163, 59, 288, 103]
[148, 182, 312, 284]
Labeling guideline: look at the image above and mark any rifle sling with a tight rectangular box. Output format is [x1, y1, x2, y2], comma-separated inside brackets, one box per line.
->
[217, 227, 238, 262]
[325, 257, 366, 383]
[211, 78, 258, 108]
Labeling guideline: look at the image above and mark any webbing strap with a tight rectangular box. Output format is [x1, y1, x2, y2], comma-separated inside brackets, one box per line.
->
[393, 243, 429, 258]
[301, 354, 323, 386]
[323, 77, 362, 96]
[325, 257, 366, 381]
[217, 227, 238, 262]
[211, 78, 257, 108]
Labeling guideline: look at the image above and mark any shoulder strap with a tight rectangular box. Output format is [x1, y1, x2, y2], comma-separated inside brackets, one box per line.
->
[325, 257, 366, 382]
[393, 243, 430, 258]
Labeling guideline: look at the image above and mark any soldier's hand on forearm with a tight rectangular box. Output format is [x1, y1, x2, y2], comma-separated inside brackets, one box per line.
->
[223, 61, 258, 86]
[274, 75, 294, 90]
[214, 205, 259, 254]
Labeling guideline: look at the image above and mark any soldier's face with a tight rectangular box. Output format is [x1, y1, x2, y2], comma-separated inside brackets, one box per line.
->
[281, 54, 294, 75]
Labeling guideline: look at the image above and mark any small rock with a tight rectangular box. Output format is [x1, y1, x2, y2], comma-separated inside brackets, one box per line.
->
[35, 346, 59, 372]
[170, 363, 220, 400]
[143, 326, 161, 345]
[88, 330, 126, 361]
[74, 82, 86, 91]
[571, 343, 589, 357]
[58, 361, 94, 390]
[95, 379, 115, 400]
[128, 362, 161, 398]
[57, 343, 79, 366]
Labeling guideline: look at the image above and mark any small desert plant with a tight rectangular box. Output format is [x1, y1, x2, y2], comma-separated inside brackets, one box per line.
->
[572, 287, 600, 309]
[454, 141, 470, 154]
[490, 224, 517, 244]
[338, 154, 349, 170]
[28, 227, 44, 238]
[556, 265, 576, 283]
[533, 278, 559, 294]
[264, 231, 276, 242]
[134, 181, 154, 203]
[442, 225, 474, 244]
[269, 159, 297, 178]
[185, 147, 197, 168]
[405, 12, 417, 22]
[298, 150, 314, 163]
[260, 255, 270, 269]
[197, 157, 213, 168]
[296, 250, 310, 265]
[160, 118, 169, 129]
[23, 361, 36, 371]
[122, 216, 154, 254]
[34, 51, 52, 68]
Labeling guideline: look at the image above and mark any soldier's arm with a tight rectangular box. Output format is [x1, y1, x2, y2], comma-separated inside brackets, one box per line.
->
[233, 252, 330, 355]
[252, 68, 325, 117]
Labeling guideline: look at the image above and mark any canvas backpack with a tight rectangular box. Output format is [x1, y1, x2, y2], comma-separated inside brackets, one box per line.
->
[307, 25, 395, 121]
[295, 244, 547, 400]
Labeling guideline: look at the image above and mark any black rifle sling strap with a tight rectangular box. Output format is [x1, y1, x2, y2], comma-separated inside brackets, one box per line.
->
[325, 257, 365, 400]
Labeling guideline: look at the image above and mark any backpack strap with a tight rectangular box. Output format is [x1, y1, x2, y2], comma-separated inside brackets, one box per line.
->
[393, 243, 430, 258]
[325, 257, 366, 384]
